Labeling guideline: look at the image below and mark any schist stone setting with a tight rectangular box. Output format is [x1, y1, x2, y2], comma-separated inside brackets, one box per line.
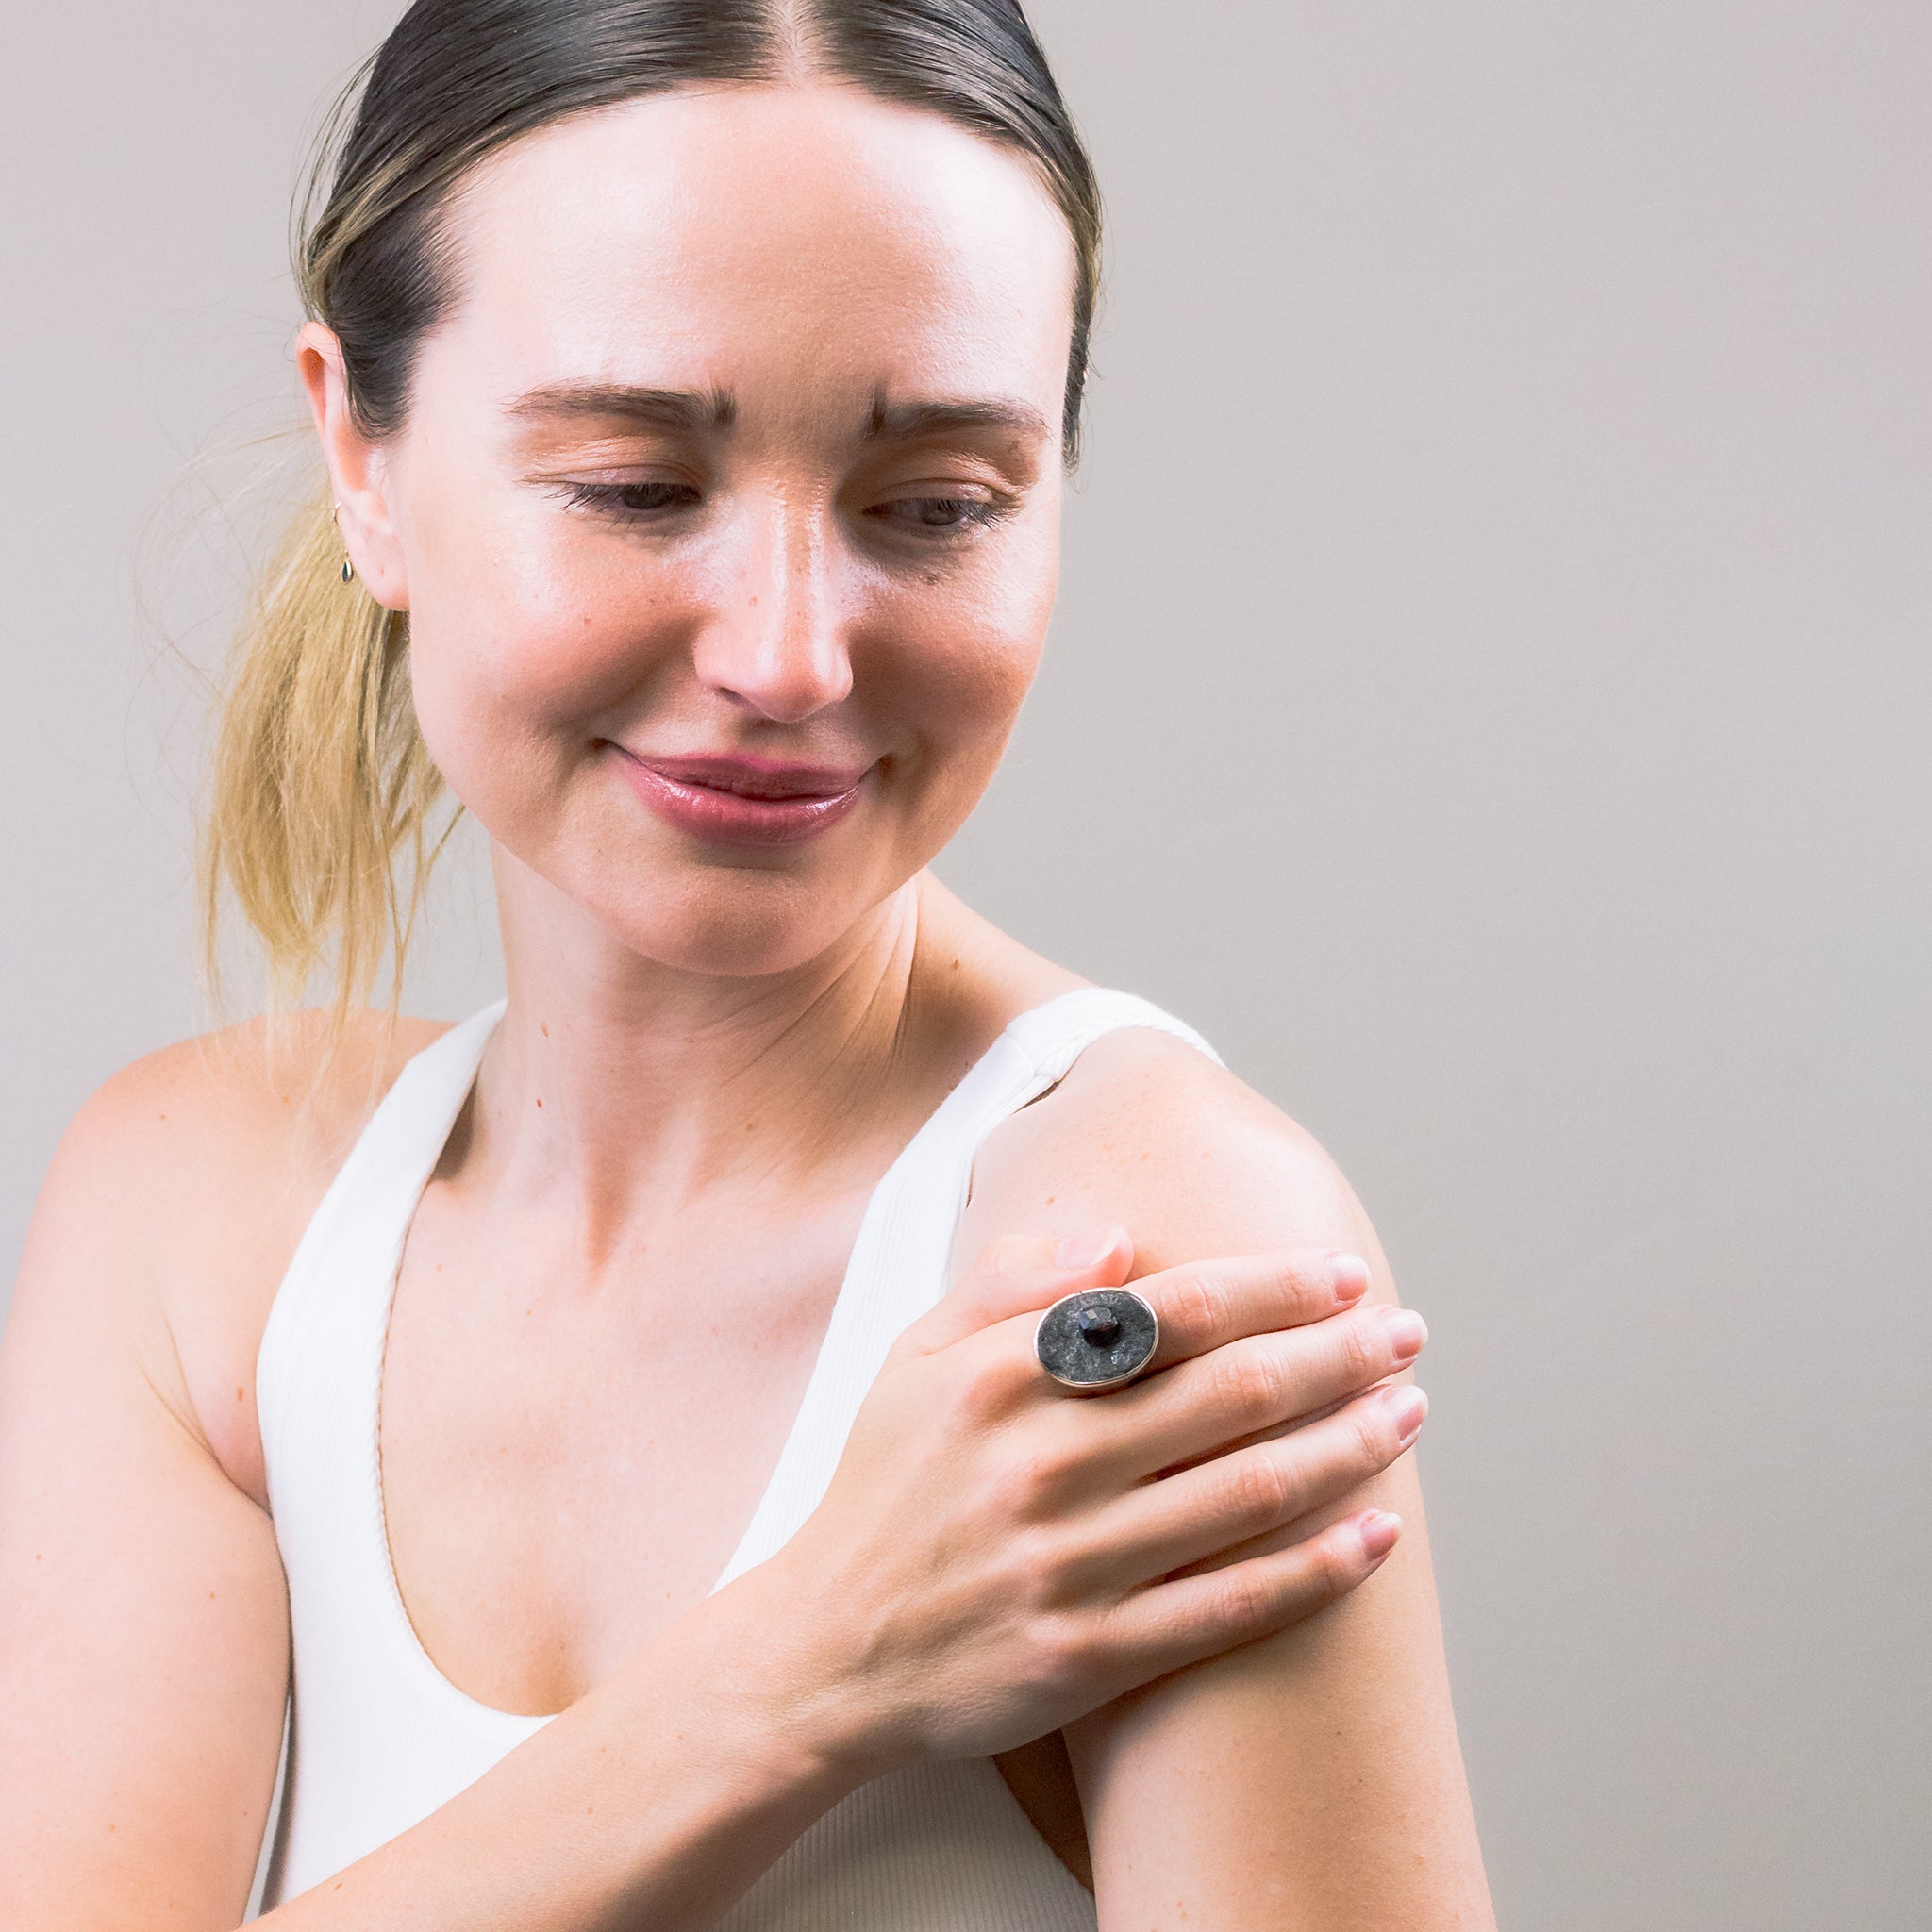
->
[1035, 1287, 1160, 1391]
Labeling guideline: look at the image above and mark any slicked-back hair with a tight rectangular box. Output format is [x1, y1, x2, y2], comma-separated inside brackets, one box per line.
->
[303, 0, 1100, 462]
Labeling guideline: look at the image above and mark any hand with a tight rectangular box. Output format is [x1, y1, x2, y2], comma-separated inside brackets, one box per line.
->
[756, 1232, 1427, 1775]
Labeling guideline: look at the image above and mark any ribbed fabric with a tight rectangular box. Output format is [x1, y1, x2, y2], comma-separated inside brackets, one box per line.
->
[255, 990, 1219, 1921]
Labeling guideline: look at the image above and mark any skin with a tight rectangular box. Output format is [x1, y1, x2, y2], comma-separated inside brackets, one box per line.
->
[0, 83, 1493, 1929]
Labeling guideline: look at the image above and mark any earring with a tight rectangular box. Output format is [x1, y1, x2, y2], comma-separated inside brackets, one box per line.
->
[333, 503, 356, 585]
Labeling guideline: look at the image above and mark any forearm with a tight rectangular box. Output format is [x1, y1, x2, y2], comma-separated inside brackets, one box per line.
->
[265, 1563, 868, 1932]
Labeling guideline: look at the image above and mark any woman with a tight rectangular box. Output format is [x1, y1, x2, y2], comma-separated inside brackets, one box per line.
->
[0, 2, 1492, 1925]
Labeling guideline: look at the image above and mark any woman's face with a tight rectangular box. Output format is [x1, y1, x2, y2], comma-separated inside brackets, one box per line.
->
[315, 84, 1075, 977]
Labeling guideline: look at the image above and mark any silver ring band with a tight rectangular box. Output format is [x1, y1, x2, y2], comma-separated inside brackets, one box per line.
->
[1035, 1287, 1160, 1391]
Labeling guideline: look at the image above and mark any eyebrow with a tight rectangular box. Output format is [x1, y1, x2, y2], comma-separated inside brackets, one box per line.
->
[865, 391, 1051, 446]
[505, 380, 1048, 448]
[507, 382, 739, 431]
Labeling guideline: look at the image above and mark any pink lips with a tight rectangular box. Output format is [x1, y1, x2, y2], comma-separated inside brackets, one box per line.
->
[609, 746, 872, 846]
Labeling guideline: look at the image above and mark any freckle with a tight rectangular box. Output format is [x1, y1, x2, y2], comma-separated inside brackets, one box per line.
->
[541, 1022, 550, 1038]
[108, 1822, 117, 1832]
[235, 1385, 245, 1402]
[158, 1112, 168, 1122]
[209, 1591, 217, 1600]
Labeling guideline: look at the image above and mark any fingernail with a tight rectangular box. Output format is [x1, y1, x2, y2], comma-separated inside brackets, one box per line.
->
[1056, 1227, 1122, 1271]
[1360, 1510, 1402, 1560]
[1381, 1384, 1428, 1445]
[1328, 1252, 1372, 1303]
[1382, 1307, 1427, 1361]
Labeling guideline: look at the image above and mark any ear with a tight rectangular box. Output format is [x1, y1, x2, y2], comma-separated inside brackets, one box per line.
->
[296, 321, 409, 610]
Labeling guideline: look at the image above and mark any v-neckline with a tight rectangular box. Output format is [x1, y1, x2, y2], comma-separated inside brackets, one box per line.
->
[367, 998, 1046, 1728]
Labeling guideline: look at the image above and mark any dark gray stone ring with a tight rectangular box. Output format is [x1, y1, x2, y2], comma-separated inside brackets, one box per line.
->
[1035, 1287, 1161, 1391]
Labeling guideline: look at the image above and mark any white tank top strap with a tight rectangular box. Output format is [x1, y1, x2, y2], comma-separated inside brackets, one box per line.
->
[257, 999, 506, 1490]
[713, 987, 1220, 1588]
[255, 998, 543, 1832]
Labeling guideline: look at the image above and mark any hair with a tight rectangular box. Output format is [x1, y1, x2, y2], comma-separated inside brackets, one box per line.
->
[203, 0, 1102, 1024]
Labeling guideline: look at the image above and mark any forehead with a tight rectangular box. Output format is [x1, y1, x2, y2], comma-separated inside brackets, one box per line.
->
[427, 84, 1077, 432]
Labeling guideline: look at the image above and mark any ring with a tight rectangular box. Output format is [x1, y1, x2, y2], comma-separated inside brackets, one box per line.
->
[1035, 1287, 1160, 1391]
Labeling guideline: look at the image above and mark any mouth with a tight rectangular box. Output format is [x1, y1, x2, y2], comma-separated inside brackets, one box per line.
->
[608, 745, 873, 846]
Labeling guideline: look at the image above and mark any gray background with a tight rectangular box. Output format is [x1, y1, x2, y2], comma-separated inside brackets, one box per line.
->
[3, 3, 1926, 1925]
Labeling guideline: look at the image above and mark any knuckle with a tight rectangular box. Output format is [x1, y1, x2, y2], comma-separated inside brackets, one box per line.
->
[1281, 1249, 1334, 1313]
[1208, 1345, 1281, 1424]
[1002, 1442, 1072, 1523]
[1225, 1449, 1293, 1524]
[1352, 1401, 1394, 1468]
[1205, 1567, 1275, 1634]
[979, 1233, 1045, 1287]
[990, 1524, 1062, 1607]
[957, 1346, 1030, 1424]
[945, 1369, 996, 1432]
[1336, 1316, 1382, 1387]
[1162, 1266, 1234, 1348]
[1315, 1527, 1366, 1598]
[1023, 1609, 1096, 1691]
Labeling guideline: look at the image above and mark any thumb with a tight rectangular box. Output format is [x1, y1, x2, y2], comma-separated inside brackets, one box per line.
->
[898, 1225, 1135, 1357]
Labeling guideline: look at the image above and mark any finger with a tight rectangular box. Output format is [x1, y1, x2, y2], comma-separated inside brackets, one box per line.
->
[1067, 1300, 1427, 1482]
[896, 1227, 1135, 1357]
[1102, 1507, 1403, 1682]
[1133, 1248, 1375, 1373]
[1068, 1384, 1426, 1593]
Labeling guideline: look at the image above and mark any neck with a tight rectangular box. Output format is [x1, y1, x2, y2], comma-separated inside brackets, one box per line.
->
[461, 859, 980, 1246]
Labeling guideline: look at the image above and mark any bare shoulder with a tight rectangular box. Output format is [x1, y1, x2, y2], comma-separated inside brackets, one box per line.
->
[961, 1025, 1390, 1282]
[52, 1008, 447, 1185]
[13, 1009, 452, 1500]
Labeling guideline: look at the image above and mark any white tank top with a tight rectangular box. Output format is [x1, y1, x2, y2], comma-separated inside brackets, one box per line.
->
[255, 989, 1219, 1922]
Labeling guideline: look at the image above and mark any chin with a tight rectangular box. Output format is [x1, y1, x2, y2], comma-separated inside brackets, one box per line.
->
[576, 858, 904, 981]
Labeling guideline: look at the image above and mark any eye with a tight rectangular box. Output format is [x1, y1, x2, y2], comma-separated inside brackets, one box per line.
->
[563, 479, 703, 521]
[865, 494, 1012, 536]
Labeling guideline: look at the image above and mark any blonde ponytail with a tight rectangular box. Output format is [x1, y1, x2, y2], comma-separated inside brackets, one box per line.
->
[200, 485, 451, 1024]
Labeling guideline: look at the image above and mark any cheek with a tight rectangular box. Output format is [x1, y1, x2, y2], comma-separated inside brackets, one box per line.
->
[861, 540, 1057, 791]
[401, 500, 703, 809]
[935, 525, 1058, 735]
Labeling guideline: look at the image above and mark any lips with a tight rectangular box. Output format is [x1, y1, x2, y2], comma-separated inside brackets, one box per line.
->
[608, 745, 872, 846]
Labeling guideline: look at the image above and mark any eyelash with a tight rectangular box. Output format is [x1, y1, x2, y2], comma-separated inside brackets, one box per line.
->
[563, 481, 701, 519]
[559, 481, 1013, 538]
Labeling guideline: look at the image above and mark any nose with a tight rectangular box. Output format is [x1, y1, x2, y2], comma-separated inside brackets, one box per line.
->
[692, 491, 854, 724]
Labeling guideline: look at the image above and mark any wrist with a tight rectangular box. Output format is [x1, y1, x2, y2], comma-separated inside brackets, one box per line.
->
[699, 1551, 902, 1792]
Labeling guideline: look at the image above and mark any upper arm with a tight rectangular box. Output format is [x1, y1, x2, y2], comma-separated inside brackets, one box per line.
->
[960, 1032, 1493, 1931]
[0, 1064, 294, 1930]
